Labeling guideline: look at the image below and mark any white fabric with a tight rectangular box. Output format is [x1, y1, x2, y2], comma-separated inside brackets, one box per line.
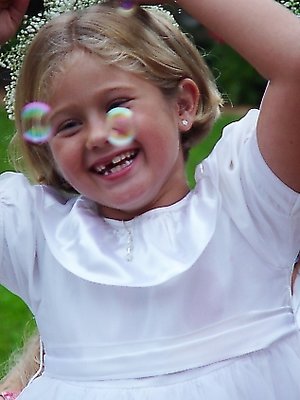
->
[292, 254, 300, 327]
[1, 109, 300, 399]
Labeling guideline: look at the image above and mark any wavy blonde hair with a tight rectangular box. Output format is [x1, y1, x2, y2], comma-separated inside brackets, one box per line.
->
[11, 1, 222, 193]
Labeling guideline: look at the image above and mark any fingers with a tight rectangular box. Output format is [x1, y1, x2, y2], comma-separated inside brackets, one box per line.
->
[0, 0, 30, 43]
[0, 0, 29, 15]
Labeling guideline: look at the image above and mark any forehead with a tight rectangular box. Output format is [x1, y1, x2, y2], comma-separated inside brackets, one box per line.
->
[49, 50, 136, 91]
[46, 50, 158, 110]
[45, 49, 142, 95]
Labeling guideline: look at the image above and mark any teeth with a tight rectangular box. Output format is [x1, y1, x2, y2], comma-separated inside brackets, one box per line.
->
[95, 165, 106, 173]
[112, 151, 135, 165]
[109, 159, 133, 174]
[94, 151, 136, 175]
[112, 155, 122, 164]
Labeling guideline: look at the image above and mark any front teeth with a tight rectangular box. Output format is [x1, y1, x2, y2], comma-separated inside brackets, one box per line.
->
[108, 160, 132, 174]
[111, 151, 135, 165]
[94, 151, 136, 175]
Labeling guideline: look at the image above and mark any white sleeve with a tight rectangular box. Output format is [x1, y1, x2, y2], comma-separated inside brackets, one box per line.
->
[0, 172, 39, 302]
[199, 109, 300, 267]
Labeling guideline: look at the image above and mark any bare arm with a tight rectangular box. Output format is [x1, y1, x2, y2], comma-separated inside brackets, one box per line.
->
[140, 0, 300, 191]
[0, 0, 29, 44]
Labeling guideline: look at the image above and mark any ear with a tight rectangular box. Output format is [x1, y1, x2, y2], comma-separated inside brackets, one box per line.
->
[176, 78, 200, 132]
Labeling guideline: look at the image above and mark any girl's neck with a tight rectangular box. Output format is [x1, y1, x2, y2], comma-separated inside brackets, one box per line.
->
[98, 184, 190, 221]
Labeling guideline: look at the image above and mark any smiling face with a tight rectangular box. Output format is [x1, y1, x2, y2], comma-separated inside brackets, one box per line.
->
[47, 51, 193, 219]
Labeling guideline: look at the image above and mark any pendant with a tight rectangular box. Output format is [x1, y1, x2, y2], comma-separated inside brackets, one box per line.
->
[123, 221, 134, 262]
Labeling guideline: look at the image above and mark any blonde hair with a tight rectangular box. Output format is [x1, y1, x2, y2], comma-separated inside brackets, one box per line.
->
[0, 333, 42, 394]
[11, 1, 222, 193]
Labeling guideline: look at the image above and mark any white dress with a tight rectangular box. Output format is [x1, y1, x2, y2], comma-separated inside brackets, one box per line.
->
[1, 109, 300, 399]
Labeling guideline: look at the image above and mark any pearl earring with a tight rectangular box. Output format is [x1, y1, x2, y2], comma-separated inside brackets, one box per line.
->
[182, 119, 188, 126]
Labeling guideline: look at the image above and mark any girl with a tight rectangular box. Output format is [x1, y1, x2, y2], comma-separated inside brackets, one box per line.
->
[0, 0, 300, 399]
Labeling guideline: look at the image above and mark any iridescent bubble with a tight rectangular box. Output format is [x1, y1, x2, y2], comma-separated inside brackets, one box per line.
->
[21, 102, 52, 144]
[117, 0, 137, 16]
[106, 107, 136, 147]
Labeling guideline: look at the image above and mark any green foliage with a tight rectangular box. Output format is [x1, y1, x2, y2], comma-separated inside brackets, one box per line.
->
[206, 45, 267, 107]
[0, 286, 34, 379]
[0, 107, 14, 172]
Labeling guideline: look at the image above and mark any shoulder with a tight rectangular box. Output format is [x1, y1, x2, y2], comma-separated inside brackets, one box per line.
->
[0, 171, 32, 190]
[0, 171, 70, 208]
[0, 171, 74, 244]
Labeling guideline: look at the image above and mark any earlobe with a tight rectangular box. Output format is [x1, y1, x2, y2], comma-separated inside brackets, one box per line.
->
[176, 78, 200, 131]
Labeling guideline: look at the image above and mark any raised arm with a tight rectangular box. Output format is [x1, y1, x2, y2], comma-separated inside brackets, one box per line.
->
[176, 0, 300, 191]
[0, 0, 29, 44]
[141, 0, 300, 191]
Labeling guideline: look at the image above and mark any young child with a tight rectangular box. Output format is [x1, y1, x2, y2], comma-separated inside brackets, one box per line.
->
[0, 0, 299, 399]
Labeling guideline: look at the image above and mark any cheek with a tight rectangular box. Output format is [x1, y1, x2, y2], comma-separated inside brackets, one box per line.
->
[49, 139, 79, 178]
[49, 141, 64, 170]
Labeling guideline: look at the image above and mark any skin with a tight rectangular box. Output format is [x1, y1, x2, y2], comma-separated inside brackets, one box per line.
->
[292, 261, 300, 295]
[48, 51, 199, 220]
[0, 0, 29, 44]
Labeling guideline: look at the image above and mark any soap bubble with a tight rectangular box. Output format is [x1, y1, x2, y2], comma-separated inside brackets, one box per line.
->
[117, 0, 137, 16]
[21, 102, 52, 144]
[106, 107, 136, 147]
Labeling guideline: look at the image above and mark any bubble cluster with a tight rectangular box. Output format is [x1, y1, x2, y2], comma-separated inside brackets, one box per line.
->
[117, 0, 137, 16]
[106, 107, 136, 147]
[21, 102, 52, 144]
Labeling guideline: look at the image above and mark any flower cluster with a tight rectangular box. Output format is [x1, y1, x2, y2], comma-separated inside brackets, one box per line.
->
[279, 0, 300, 15]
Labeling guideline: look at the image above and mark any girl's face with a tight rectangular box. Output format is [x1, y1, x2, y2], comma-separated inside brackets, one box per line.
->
[48, 51, 192, 220]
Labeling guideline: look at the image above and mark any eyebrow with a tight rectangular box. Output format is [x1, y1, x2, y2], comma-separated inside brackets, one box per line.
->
[48, 85, 136, 121]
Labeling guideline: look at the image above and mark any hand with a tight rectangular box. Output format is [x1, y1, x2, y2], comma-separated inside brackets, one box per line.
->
[0, 0, 29, 44]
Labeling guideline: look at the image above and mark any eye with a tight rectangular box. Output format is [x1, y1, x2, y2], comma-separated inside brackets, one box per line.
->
[107, 98, 132, 113]
[55, 119, 82, 137]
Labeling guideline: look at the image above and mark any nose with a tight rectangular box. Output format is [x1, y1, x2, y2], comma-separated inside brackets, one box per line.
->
[85, 115, 109, 150]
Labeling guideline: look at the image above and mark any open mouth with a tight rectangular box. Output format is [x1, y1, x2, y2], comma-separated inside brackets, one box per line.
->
[92, 150, 138, 176]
